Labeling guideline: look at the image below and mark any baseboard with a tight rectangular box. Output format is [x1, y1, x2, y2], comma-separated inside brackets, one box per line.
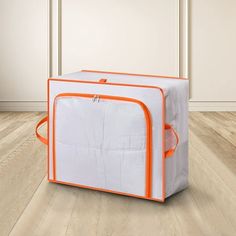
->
[0, 102, 47, 111]
[0, 101, 236, 112]
[189, 101, 236, 111]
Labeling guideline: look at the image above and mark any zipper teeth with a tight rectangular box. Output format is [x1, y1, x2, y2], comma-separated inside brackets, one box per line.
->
[53, 93, 152, 198]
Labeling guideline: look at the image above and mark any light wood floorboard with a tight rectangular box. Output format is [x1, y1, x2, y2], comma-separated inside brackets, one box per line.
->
[0, 112, 46, 236]
[0, 112, 235, 236]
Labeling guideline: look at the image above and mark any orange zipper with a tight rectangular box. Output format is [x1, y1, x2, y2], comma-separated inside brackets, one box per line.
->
[52, 93, 153, 198]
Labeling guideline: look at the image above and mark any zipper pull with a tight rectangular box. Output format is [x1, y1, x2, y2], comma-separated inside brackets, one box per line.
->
[92, 95, 100, 103]
[92, 95, 97, 102]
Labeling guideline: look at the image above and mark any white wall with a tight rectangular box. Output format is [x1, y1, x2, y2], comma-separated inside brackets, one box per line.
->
[61, 0, 179, 76]
[0, 0, 236, 111]
[189, 0, 236, 111]
[0, 0, 48, 110]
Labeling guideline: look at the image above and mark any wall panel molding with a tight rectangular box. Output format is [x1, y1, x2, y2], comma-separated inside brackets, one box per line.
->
[179, 0, 189, 78]
[49, 0, 62, 76]
[50, 0, 189, 78]
[61, 0, 180, 75]
[49, 0, 189, 80]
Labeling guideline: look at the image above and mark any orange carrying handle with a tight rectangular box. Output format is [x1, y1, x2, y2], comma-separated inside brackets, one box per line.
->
[36, 116, 48, 145]
[165, 124, 179, 158]
[35, 117, 179, 158]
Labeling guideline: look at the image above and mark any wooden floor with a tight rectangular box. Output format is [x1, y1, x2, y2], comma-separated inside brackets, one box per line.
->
[0, 112, 235, 236]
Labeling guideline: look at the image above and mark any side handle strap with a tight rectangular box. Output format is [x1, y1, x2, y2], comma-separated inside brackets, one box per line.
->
[36, 116, 48, 145]
[165, 124, 179, 158]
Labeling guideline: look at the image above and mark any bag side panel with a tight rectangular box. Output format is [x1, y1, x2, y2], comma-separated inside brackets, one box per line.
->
[165, 80, 189, 197]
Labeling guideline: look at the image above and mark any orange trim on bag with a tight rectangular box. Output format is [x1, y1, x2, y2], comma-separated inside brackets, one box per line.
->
[49, 179, 165, 202]
[48, 78, 167, 201]
[52, 93, 153, 198]
[81, 69, 188, 80]
[164, 124, 179, 158]
[35, 116, 48, 145]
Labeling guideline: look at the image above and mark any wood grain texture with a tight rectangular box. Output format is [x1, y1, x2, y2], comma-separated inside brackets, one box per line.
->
[0, 112, 235, 236]
[0, 112, 46, 236]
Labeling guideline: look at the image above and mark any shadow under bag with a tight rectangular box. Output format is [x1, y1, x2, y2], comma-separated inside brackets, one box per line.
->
[36, 70, 189, 202]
